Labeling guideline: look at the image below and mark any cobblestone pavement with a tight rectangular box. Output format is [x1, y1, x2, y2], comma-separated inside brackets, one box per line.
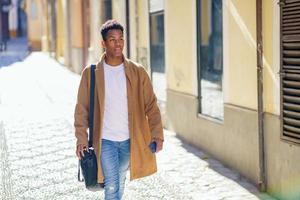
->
[0, 39, 277, 200]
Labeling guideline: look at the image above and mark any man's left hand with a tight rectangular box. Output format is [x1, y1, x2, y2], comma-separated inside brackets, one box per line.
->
[153, 138, 163, 153]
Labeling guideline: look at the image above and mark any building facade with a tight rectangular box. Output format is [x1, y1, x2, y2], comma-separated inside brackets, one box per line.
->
[26, 0, 300, 199]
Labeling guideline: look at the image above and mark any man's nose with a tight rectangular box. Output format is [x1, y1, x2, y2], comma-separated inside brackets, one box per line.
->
[115, 39, 122, 46]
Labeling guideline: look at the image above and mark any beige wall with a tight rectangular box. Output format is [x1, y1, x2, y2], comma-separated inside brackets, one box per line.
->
[56, 0, 65, 59]
[40, 0, 49, 52]
[122, 0, 150, 69]
[165, 0, 197, 96]
[70, 0, 83, 48]
[89, 0, 103, 63]
[112, 0, 127, 58]
[263, 0, 280, 115]
[165, 0, 258, 107]
[26, 0, 43, 50]
[128, 0, 137, 61]
[70, 0, 83, 73]
[112, 0, 126, 27]
[137, 0, 150, 69]
[265, 114, 300, 200]
[166, 90, 260, 184]
[224, 0, 257, 110]
[61, 0, 72, 67]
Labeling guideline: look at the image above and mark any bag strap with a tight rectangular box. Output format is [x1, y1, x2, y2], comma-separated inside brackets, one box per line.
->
[88, 64, 96, 148]
[78, 64, 96, 182]
[78, 160, 84, 182]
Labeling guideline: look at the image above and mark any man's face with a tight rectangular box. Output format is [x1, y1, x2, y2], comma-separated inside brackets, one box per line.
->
[102, 29, 124, 58]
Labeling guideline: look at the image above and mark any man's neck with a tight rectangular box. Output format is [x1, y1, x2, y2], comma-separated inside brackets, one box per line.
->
[105, 55, 123, 66]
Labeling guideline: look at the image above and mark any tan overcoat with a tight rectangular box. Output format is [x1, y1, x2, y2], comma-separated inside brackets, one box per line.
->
[74, 53, 164, 183]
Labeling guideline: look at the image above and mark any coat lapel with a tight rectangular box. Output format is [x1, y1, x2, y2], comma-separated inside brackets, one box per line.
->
[124, 58, 133, 86]
[124, 58, 134, 139]
[95, 57, 105, 127]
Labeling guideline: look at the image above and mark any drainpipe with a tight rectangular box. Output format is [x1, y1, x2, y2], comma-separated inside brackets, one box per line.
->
[135, 0, 139, 62]
[126, 0, 130, 58]
[256, 0, 266, 192]
[81, 0, 87, 67]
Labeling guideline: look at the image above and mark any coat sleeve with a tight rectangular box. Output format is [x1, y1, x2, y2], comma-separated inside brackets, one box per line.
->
[74, 68, 89, 147]
[140, 67, 164, 141]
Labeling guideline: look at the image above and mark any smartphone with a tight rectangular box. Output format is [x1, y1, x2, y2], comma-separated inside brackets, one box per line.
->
[149, 141, 157, 153]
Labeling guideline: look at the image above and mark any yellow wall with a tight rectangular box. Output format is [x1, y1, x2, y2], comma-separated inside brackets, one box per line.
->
[138, 0, 150, 68]
[137, 0, 150, 53]
[70, 0, 83, 48]
[56, 0, 65, 58]
[112, 0, 128, 57]
[89, 0, 103, 62]
[129, 0, 137, 61]
[165, 0, 272, 111]
[224, 0, 257, 110]
[112, 0, 126, 24]
[263, 0, 280, 115]
[127, 0, 150, 68]
[26, 0, 43, 49]
[165, 0, 197, 95]
[40, 0, 49, 52]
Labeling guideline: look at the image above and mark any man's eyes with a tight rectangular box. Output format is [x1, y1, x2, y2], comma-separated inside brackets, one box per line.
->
[109, 38, 124, 42]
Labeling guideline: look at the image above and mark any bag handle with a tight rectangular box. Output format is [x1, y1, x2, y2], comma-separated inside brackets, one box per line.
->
[78, 64, 96, 182]
[88, 64, 96, 148]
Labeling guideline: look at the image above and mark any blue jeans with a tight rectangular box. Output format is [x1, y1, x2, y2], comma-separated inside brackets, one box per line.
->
[101, 139, 130, 200]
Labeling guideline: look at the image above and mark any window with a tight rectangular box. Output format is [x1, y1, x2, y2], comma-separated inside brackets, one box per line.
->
[280, 0, 300, 144]
[149, 0, 166, 102]
[150, 12, 165, 74]
[196, 0, 223, 120]
[102, 0, 112, 21]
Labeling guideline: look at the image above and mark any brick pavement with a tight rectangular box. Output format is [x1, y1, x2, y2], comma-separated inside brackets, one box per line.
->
[0, 41, 277, 200]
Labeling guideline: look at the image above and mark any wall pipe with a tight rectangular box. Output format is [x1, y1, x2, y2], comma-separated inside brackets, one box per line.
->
[256, 0, 266, 192]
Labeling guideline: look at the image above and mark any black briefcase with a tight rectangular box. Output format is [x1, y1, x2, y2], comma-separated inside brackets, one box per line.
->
[79, 148, 104, 191]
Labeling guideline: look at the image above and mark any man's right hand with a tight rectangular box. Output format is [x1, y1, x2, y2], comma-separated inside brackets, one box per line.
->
[76, 144, 87, 159]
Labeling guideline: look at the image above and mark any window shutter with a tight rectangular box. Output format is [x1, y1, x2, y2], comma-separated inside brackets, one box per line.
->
[280, 0, 300, 143]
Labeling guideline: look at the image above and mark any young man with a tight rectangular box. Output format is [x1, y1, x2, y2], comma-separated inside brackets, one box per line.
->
[75, 20, 164, 200]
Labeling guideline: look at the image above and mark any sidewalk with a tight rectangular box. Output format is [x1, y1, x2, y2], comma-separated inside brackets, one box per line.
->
[0, 42, 276, 199]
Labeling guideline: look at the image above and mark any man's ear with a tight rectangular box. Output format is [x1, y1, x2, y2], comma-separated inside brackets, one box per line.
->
[101, 40, 106, 49]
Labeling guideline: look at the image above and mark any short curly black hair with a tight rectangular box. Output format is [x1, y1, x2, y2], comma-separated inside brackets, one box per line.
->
[100, 19, 124, 41]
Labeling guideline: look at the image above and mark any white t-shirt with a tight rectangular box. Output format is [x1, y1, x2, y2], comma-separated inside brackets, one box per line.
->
[101, 61, 130, 141]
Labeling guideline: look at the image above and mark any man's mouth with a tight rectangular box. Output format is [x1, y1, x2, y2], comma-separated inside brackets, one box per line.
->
[115, 48, 122, 53]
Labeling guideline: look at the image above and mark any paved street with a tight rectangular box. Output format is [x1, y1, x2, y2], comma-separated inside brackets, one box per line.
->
[0, 38, 276, 200]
